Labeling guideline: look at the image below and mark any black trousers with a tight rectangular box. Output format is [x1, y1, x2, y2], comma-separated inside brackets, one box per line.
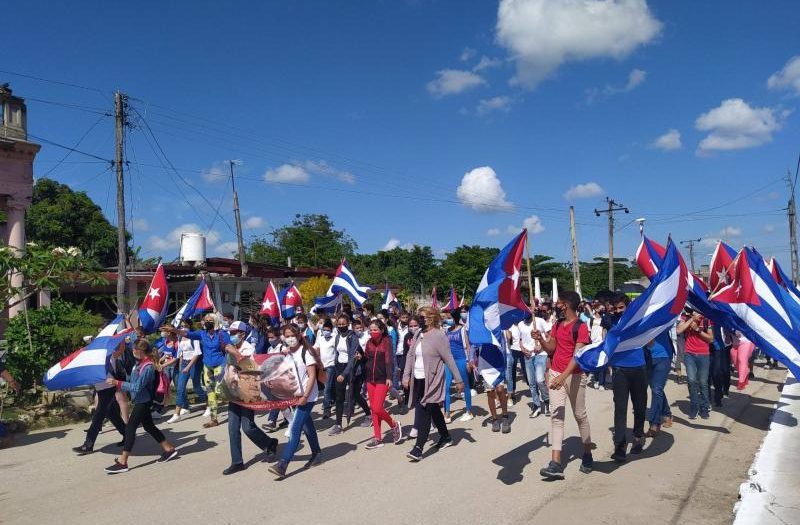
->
[709, 346, 731, 404]
[334, 363, 370, 425]
[413, 378, 449, 450]
[84, 388, 126, 448]
[123, 402, 165, 453]
[612, 366, 648, 446]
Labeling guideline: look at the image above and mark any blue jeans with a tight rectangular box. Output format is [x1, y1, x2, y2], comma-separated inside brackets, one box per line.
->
[524, 354, 550, 408]
[191, 361, 207, 403]
[685, 353, 710, 416]
[323, 366, 336, 410]
[228, 402, 273, 465]
[647, 357, 672, 426]
[281, 401, 321, 463]
[505, 351, 527, 394]
[175, 361, 191, 409]
[444, 358, 472, 413]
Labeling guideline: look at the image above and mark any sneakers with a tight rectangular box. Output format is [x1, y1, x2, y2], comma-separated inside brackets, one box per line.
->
[458, 412, 474, 422]
[611, 444, 627, 462]
[203, 419, 219, 428]
[322, 408, 331, 419]
[501, 417, 511, 434]
[223, 463, 246, 476]
[530, 407, 542, 418]
[391, 421, 402, 443]
[104, 459, 129, 474]
[470, 388, 478, 397]
[491, 419, 501, 432]
[167, 413, 182, 424]
[434, 436, 453, 450]
[360, 417, 372, 428]
[73, 444, 93, 455]
[365, 438, 384, 450]
[328, 424, 343, 436]
[508, 395, 516, 406]
[262, 438, 279, 462]
[443, 414, 452, 424]
[158, 449, 179, 463]
[262, 420, 278, 432]
[662, 415, 673, 428]
[406, 446, 423, 462]
[408, 427, 418, 439]
[700, 411, 710, 420]
[202, 407, 212, 418]
[539, 461, 564, 480]
[269, 460, 288, 479]
[688, 411, 698, 420]
[284, 428, 292, 438]
[304, 452, 323, 469]
[630, 438, 644, 455]
[544, 403, 551, 417]
[579, 453, 594, 474]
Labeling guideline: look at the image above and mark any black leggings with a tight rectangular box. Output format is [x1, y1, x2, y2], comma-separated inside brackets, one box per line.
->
[413, 378, 449, 450]
[334, 363, 370, 425]
[123, 402, 165, 453]
[84, 388, 126, 448]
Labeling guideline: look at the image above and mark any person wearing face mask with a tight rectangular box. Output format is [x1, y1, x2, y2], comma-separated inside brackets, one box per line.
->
[313, 319, 337, 419]
[363, 320, 402, 449]
[329, 314, 371, 435]
[294, 313, 316, 345]
[248, 314, 272, 355]
[221, 312, 234, 332]
[443, 310, 474, 423]
[180, 313, 232, 428]
[169, 321, 204, 424]
[221, 321, 279, 475]
[152, 327, 180, 418]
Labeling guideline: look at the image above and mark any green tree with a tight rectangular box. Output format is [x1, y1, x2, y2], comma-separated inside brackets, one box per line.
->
[526, 254, 573, 300]
[5, 299, 104, 390]
[350, 245, 439, 295]
[579, 257, 643, 298]
[247, 214, 357, 268]
[26, 178, 126, 267]
[439, 245, 500, 300]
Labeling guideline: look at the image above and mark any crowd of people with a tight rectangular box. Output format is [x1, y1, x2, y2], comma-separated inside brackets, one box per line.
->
[71, 291, 778, 479]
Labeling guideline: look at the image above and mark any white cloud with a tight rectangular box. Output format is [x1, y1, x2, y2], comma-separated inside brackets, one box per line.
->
[504, 215, 545, 235]
[564, 182, 604, 200]
[652, 129, 682, 151]
[460, 47, 477, 62]
[213, 241, 239, 257]
[132, 218, 150, 232]
[473, 56, 503, 72]
[427, 69, 486, 97]
[382, 238, 401, 251]
[763, 224, 776, 233]
[486, 228, 501, 236]
[767, 55, 800, 96]
[264, 164, 310, 184]
[201, 163, 228, 183]
[148, 223, 220, 252]
[476, 96, 513, 116]
[496, 0, 662, 88]
[304, 160, 355, 184]
[695, 98, 790, 154]
[244, 216, 265, 229]
[456, 166, 513, 212]
[719, 226, 742, 238]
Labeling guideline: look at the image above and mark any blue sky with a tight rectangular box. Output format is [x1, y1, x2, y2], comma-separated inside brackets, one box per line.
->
[5, 0, 800, 271]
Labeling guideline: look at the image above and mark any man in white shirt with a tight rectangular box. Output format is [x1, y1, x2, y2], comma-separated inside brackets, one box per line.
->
[518, 313, 551, 418]
[314, 319, 337, 418]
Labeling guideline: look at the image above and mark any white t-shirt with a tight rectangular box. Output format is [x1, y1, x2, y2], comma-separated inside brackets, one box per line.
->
[290, 347, 319, 403]
[237, 340, 255, 357]
[514, 319, 547, 356]
[357, 331, 369, 350]
[178, 338, 201, 361]
[590, 317, 604, 344]
[509, 325, 522, 351]
[413, 336, 425, 379]
[314, 335, 336, 368]
[397, 325, 409, 355]
[335, 334, 350, 364]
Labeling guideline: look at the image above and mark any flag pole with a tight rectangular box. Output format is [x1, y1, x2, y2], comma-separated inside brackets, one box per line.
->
[524, 229, 534, 311]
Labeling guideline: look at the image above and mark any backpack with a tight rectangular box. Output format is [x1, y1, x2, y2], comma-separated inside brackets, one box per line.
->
[556, 320, 581, 344]
[302, 346, 328, 384]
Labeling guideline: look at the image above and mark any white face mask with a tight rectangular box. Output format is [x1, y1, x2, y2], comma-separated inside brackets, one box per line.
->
[284, 336, 299, 348]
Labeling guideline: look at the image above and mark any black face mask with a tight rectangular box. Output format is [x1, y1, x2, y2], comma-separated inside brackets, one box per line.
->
[337, 326, 349, 334]
[203, 322, 214, 331]
[418, 319, 427, 331]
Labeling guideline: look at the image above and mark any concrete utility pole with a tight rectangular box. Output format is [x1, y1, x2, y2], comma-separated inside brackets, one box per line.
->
[569, 206, 582, 297]
[229, 160, 248, 277]
[680, 238, 702, 273]
[114, 91, 127, 314]
[594, 197, 629, 291]
[786, 168, 800, 285]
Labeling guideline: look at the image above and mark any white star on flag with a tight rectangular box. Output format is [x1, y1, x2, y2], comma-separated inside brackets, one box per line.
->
[287, 291, 295, 298]
[509, 269, 520, 288]
[262, 299, 273, 310]
[717, 270, 728, 285]
[148, 287, 161, 300]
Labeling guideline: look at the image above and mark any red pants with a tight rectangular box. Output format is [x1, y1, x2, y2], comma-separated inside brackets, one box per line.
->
[367, 382, 395, 440]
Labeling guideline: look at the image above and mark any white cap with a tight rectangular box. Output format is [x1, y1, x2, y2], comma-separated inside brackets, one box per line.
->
[229, 321, 249, 333]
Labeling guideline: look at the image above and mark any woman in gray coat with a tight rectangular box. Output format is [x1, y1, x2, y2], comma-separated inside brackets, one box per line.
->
[402, 307, 464, 461]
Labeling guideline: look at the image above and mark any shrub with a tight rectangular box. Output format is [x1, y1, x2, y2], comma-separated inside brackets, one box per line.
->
[4, 299, 104, 390]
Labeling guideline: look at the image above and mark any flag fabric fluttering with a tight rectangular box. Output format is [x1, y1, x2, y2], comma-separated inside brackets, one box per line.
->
[768, 257, 800, 307]
[381, 284, 398, 311]
[137, 263, 169, 334]
[468, 230, 530, 386]
[430, 286, 439, 309]
[710, 248, 800, 379]
[43, 315, 133, 390]
[172, 277, 215, 327]
[313, 259, 370, 310]
[311, 293, 343, 314]
[260, 280, 282, 325]
[635, 236, 667, 279]
[442, 288, 459, 312]
[278, 282, 303, 320]
[709, 241, 737, 291]
[576, 239, 689, 372]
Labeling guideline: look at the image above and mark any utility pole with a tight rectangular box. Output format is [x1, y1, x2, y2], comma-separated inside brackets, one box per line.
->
[680, 238, 702, 273]
[788, 169, 799, 284]
[114, 91, 127, 314]
[229, 160, 248, 277]
[594, 197, 629, 291]
[569, 206, 582, 297]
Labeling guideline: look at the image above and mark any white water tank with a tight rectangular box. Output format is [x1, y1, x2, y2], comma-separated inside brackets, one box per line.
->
[180, 233, 206, 265]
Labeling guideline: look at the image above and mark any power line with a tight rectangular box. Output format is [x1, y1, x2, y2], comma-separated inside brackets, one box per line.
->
[0, 69, 110, 96]
[27, 133, 113, 164]
[41, 113, 108, 177]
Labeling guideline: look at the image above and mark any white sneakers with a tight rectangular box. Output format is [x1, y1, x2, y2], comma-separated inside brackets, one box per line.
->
[202, 407, 212, 418]
[458, 412, 474, 422]
[409, 427, 418, 438]
[167, 413, 182, 424]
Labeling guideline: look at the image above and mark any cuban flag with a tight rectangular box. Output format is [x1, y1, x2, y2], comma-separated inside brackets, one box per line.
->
[43, 315, 133, 390]
[635, 236, 666, 279]
[709, 241, 737, 291]
[314, 258, 370, 308]
[442, 287, 459, 312]
[710, 248, 800, 379]
[279, 282, 303, 320]
[311, 293, 343, 314]
[576, 239, 688, 371]
[137, 263, 169, 334]
[767, 257, 800, 307]
[260, 280, 282, 325]
[468, 230, 530, 386]
[172, 277, 215, 327]
[381, 284, 398, 311]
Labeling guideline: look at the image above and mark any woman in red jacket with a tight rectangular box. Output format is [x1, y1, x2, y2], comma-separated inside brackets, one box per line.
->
[363, 320, 402, 449]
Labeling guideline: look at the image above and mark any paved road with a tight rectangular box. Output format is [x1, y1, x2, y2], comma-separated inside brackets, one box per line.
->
[0, 366, 788, 525]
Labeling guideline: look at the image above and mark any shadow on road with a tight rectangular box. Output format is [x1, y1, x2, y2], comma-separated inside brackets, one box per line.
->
[13, 429, 70, 447]
[592, 431, 675, 475]
[492, 432, 549, 485]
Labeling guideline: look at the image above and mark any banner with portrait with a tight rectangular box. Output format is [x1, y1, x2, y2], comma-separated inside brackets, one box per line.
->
[222, 353, 304, 411]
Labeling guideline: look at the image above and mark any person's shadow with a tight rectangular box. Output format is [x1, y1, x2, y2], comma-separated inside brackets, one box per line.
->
[492, 432, 550, 485]
[592, 431, 675, 474]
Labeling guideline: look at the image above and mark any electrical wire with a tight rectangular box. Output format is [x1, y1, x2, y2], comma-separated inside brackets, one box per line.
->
[41, 114, 108, 177]
[27, 133, 113, 164]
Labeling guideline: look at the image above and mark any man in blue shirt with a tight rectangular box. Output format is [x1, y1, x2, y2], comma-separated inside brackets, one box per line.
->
[180, 313, 231, 428]
[606, 293, 648, 462]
